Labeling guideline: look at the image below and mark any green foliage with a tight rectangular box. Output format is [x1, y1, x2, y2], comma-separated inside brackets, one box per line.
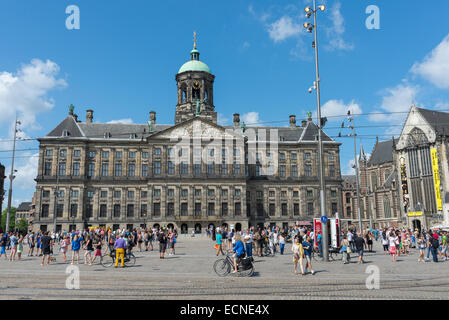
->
[1, 207, 16, 232]
[17, 218, 28, 233]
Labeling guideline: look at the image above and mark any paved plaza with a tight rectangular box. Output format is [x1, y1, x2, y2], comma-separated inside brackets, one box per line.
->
[0, 237, 448, 300]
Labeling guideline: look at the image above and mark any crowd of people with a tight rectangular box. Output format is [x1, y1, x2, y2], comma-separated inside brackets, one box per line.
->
[0, 226, 178, 267]
[208, 224, 449, 275]
[1, 224, 448, 274]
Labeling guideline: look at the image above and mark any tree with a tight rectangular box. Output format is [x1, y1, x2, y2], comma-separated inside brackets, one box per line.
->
[17, 218, 28, 234]
[1, 207, 16, 233]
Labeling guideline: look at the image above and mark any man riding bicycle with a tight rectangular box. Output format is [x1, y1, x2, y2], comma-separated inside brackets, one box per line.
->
[232, 235, 246, 273]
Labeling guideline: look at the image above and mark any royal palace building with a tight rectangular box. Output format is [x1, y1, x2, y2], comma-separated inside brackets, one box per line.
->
[33, 43, 343, 233]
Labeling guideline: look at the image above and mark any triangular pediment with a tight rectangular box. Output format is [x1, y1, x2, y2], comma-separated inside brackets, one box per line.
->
[149, 118, 241, 140]
[396, 106, 436, 150]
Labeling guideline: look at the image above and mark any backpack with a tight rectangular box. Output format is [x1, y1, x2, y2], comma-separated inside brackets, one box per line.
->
[431, 238, 439, 249]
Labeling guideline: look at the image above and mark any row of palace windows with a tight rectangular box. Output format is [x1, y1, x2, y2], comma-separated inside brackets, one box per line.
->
[41, 202, 245, 218]
[40, 201, 339, 219]
[44, 148, 336, 163]
[45, 161, 335, 178]
[42, 188, 339, 200]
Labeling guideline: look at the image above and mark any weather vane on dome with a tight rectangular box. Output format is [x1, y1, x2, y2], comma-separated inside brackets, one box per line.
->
[193, 31, 197, 49]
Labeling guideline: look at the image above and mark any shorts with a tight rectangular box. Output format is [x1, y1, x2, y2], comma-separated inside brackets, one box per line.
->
[94, 249, 102, 257]
[305, 255, 311, 263]
[159, 244, 166, 252]
[235, 253, 245, 262]
[358, 250, 364, 257]
[43, 248, 51, 255]
[0, 246, 5, 254]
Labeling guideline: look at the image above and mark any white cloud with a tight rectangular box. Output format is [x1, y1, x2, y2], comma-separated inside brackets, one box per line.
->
[0, 59, 67, 128]
[106, 118, 134, 124]
[411, 34, 449, 89]
[320, 99, 362, 120]
[4, 153, 38, 192]
[324, 2, 354, 51]
[248, 5, 270, 23]
[267, 16, 301, 43]
[369, 84, 418, 123]
[342, 153, 370, 175]
[241, 112, 260, 126]
[217, 113, 230, 126]
[435, 101, 449, 110]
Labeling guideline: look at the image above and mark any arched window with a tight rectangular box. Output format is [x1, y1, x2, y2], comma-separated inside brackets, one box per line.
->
[383, 197, 391, 218]
[407, 127, 429, 147]
[181, 83, 187, 103]
[345, 192, 351, 204]
[384, 170, 390, 183]
[371, 172, 377, 191]
[192, 88, 200, 100]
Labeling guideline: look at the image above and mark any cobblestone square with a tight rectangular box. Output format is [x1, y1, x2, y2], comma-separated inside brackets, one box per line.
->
[0, 237, 448, 300]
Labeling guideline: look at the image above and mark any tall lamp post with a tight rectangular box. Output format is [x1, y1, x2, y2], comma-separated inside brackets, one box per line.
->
[339, 111, 364, 233]
[304, 0, 328, 261]
[5, 116, 21, 233]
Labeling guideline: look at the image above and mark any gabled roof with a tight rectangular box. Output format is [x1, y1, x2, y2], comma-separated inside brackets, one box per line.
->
[17, 202, 32, 212]
[46, 116, 83, 138]
[300, 121, 334, 142]
[417, 107, 449, 136]
[42, 115, 337, 144]
[368, 139, 398, 166]
[77, 123, 171, 140]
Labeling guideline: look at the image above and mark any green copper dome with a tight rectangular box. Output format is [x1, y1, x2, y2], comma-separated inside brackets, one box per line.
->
[178, 48, 211, 74]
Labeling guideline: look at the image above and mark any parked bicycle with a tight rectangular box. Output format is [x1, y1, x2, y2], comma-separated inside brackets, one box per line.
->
[213, 252, 254, 277]
[101, 249, 136, 267]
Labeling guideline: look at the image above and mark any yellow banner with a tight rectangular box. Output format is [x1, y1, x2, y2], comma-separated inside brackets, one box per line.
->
[431, 148, 443, 211]
[408, 211, 423, 217]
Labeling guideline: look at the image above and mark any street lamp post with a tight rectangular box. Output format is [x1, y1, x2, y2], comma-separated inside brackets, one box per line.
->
[339, 111, 363, 233]
[304, 0, 328, 262]
[5, 116, 21, 233]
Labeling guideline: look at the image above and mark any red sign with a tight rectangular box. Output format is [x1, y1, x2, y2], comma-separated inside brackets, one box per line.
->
[313, 218, 321, 244]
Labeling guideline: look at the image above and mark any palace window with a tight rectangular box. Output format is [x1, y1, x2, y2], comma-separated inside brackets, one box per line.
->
[114, 163, 122, 177]
[44, 162, 52, 175]
[154, 161, 161, 175]
[58, 163, 66, 176]
[87, 163, 95, 177]
[72, 163, 80, 176]
[128, 163, 135, 177]
[102, 163, 109, 177]
[113, 204, 120, 218]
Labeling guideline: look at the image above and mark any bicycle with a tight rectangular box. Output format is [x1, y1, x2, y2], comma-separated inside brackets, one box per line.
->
[101, 249, 136, 267]
[262, 243, 275, 257]
[311, 246, 340, 261]
[213, 252, 254, 277]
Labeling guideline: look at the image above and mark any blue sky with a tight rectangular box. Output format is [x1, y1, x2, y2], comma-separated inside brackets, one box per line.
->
[1, 0, 449, 207]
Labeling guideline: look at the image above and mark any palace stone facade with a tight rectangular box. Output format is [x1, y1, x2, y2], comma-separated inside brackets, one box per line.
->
[33, 44, 343, 233]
